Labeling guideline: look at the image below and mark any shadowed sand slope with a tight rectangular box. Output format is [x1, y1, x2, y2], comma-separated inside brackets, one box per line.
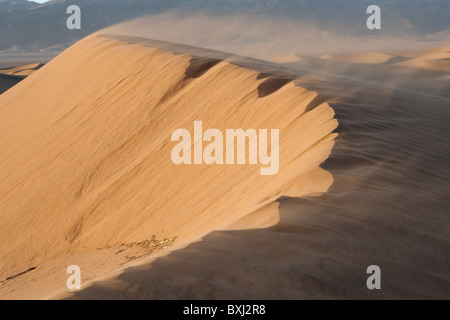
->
[0, 63, 43, 94]
[319, 46, 450, 71]
[0, 74, 25, 95]
[0, 35, 338, 298]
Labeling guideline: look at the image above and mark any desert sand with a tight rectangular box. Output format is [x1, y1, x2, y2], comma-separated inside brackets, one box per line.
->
[0, 33, 448, 300]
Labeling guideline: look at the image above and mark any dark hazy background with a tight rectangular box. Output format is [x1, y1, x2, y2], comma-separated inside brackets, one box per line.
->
[1, 0, 449, 53]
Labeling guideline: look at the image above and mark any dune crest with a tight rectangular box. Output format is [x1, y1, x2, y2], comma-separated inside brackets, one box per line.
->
[0, 35, 338, 298]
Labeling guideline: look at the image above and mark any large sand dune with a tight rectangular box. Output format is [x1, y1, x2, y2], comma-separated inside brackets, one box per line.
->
[0, 34, 449, 300]
[60, 39, 449, 300]
[0, 35, 338, 299]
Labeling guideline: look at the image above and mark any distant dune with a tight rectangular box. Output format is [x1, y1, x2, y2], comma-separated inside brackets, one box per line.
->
[395, 46, 450, 72]
[0, 30, 449, 300]
[0, 63, 43, 94]
[321, 52, 394, 64]
[320, 46, 450, 72]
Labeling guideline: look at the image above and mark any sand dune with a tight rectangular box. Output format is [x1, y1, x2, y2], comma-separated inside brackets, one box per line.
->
[0, 33, 448, 300]
[0, 63, 42, 94]
[0, 35, 338, 299]
[55, 41, 449, 300]
[0, 63, 41, 76]
[321, 52, 394, 64]
[0, 74, 25, 95]
[395, 46, 450, 71]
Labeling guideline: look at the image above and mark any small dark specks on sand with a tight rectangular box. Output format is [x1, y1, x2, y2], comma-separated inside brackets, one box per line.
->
[3, 267, 37, 282]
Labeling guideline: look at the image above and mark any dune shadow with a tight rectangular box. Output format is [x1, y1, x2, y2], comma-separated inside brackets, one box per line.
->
[0, 74, 26, 94]
[64, 83, 450, 300]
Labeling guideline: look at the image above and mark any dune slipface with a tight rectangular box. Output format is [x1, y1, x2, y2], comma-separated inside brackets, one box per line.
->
[0, 35, 338, 298]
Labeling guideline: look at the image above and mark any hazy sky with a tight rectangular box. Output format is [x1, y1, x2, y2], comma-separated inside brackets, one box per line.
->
[28, 0, 51, 3]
